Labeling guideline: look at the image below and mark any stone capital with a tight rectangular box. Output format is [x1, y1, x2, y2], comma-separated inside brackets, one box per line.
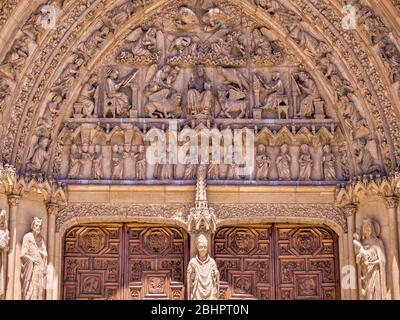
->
[7, 194, 21, 207]
[384, 196, 399, 209]
[342, 205, 357, 218]
[46, 202, 59, 216]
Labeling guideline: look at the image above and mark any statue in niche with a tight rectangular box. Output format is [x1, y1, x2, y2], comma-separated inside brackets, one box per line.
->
[0, 209, 9, 300]
[73, 74, 98, 118]
[202, 7, 229, 33]
[227, 161, 241, 180]
[378, 39, 400, 84]
[353, 219, 388, 300]
[136, 145, 146, 180]
[111, 145, 124, 180]
[52, 54, 85, 96]
[27, 136, 50, 173]
[144, 64, 182, 118]
[76, 25, 110, 59]
[119, 27, 159, 63]
[255, 144, 271, 180]
[68, 144, 83, 179]
[298, 144, 313, 181]
[0, 36, 31, 80]
[322, 145, 336, 181]
[183, 152, 198, 180]
[187, 65, 212, 119]
[276, 144, 291, 180]
[187, 234, 219, 300]
[159, 147, 174, 180]
[353, 139, 381, 175]
[208, 149, 221, 180]
[91, 145, 103, 180]
[355, 3, 389, 45]
[295, 71, 323, 119]
[20, 217, 47, 300]
[341, 95, 369, 138]
[105, 69, 132, 118]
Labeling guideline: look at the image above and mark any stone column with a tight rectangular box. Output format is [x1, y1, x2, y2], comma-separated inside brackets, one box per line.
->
[384, 196, 400, 300]
[46, 203, 58, 300]
[5, 195, 20, 300]
[343, 204, 358, 300]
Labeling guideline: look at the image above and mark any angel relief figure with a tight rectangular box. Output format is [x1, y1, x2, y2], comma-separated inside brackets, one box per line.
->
[118, 27, 160, 64]
[144, 64, 182, 118]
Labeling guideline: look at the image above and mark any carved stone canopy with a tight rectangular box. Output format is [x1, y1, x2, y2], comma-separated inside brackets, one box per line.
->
[187, 165, 217, 234]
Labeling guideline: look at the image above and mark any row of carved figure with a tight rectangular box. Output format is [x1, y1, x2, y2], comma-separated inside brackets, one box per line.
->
[69, 65, 328, 121]
[0, 211, 389, 300]
[63, 143, 339, 181]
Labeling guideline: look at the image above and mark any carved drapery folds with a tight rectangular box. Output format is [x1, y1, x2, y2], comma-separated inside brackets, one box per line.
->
[20, 217, 48, 300]
[353, 218, 388, 300]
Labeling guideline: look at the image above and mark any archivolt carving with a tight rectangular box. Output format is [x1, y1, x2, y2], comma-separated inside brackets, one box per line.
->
[0, 0, 399, 182]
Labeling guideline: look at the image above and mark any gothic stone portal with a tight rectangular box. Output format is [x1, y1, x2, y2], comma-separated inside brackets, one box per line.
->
[215, 225, 340, 300]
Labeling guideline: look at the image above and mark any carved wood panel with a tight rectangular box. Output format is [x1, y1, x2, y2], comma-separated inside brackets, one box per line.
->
[275, 225, 339, 300]
[62, 224, 124, 300]
[62, 224, 188, 300]
[214, 226, 275, 300]
[214, 225, 339, 300]
[125, 224, 188, 300]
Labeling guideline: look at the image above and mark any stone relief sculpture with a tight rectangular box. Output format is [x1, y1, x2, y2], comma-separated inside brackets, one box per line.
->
[68, 144, 83, 179]
[251, 27, 282, 65]
[144, 64, 182, 118]
[135, 145, 146, 180]
[26, 137, 50, 173]
[353, 139, 381, 175]
[105, 69, 134, 118]
[187, 65, 212, 119]
[91, 145, 103, 180]
[255, 144, 271, 180]
[73, 74, 99, 118]
[276, 144, 291, 180]
[111, 144, 124, 180]
[298, 144, 313, 181]
[187, 234, 219, 300]
[0, 209, 9, 300]
[353, 219, 388, 300]
[52, 54, 85, 97]
[20, 217, 48, 300]
[294, 71, 325, 119]
[322, 145, 336, 181]
[0, 36, 31, 80]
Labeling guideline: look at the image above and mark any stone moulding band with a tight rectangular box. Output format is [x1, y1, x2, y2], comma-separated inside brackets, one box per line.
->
[56, 203, 346, 233]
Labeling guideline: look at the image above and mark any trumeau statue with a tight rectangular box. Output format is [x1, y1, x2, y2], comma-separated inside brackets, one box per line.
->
[0, 209, 9, 300]
[21, 217, 48, 300]
[187, 234, 219, 300]
[353, 219, 388, 300]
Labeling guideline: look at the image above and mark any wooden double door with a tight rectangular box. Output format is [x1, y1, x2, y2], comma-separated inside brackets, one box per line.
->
[62, 223, 339, 300]
[62, 224, 188, 300]
[214, 224, 340, 300]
